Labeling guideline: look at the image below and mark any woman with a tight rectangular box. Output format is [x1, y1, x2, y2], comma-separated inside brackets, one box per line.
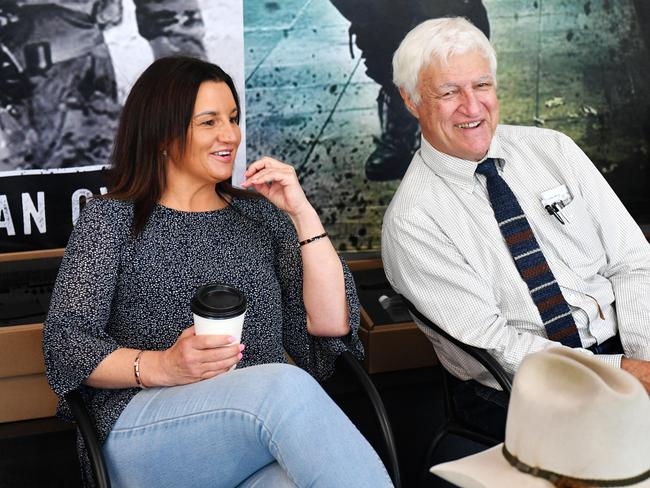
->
[43, 56, 393, 487]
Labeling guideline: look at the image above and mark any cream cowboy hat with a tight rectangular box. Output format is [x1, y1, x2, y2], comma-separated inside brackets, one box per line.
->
[431, 348, 650, 487]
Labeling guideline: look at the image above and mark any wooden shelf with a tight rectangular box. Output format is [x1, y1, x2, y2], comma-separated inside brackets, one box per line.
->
[0, 248, 64, 262]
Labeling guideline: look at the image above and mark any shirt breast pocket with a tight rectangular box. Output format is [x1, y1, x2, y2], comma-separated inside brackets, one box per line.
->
[554, 195, 606, 275]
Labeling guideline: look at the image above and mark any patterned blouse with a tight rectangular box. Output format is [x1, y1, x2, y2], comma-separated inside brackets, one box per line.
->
[42, 196, 362, 447]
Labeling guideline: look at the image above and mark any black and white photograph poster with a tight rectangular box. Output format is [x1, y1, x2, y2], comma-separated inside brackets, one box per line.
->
[0, 0, 245, 251]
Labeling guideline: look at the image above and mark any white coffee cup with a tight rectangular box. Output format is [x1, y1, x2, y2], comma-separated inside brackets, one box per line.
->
[191, 283, 247, 344]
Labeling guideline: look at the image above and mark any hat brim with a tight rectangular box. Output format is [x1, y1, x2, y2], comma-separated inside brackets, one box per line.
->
[430, 445, 650, 488]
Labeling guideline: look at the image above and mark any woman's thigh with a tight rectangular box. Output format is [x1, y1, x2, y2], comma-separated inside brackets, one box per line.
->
[104, 364, 300, 487]
[104, 362, 392, 488]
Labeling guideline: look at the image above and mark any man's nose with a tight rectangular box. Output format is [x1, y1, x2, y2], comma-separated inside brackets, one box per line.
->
[459, 90, 481, 116]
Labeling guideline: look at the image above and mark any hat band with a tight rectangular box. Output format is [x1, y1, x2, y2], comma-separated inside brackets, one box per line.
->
[502, 445, 650, 487]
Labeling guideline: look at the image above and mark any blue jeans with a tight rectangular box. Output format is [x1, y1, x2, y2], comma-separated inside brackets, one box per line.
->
[103, 363, 393, 488]
[453, 378, 508, 442]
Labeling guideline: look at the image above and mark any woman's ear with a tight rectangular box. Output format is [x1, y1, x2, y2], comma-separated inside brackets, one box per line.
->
[399, 87, 419, 118]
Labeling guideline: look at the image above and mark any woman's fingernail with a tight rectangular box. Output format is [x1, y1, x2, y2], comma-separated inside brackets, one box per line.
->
[228, 336, 236, 343]
[239, 343, 246, 351]
[238, 353, 243, 360]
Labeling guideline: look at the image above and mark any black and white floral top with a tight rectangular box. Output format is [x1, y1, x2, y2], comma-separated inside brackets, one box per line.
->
[43, 196, 362, 446]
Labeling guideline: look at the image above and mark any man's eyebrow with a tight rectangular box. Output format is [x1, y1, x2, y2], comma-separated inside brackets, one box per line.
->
[436, 74, 493, 91]
[437, 82, 460, 91]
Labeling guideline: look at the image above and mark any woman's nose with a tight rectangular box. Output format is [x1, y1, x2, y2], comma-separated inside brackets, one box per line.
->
[218, 121, 240, 143]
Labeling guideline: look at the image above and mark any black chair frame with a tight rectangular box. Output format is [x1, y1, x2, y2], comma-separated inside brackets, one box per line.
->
[340, 350, 402, 488]
[402, 297, 512, 487]
[65, 351, 401, 488]
[65, 389, 111, 488]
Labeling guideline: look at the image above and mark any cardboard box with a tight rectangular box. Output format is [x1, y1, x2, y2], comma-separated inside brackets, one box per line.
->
[0, 323, 46, 377]
[350, 259, 436, 374]
[0, 323, 58, 423]
[358, 321, 436, 374]
[0, 374, 58, 423]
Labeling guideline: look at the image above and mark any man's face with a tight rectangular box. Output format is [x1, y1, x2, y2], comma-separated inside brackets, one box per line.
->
[403, 50, 500, 161]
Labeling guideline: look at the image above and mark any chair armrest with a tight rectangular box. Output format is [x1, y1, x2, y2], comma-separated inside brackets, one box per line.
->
[64, 390, 111, 488]
[403, 299, 513, 394]
[340, 350, 402, 488]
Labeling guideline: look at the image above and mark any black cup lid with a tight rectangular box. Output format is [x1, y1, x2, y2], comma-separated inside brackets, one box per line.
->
[191, 283, 247, 319]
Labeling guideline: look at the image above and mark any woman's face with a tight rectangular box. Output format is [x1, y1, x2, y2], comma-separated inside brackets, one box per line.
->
[173, 81, 241, 184]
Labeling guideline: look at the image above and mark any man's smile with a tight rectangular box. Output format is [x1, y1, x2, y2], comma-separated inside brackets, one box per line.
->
[454, 120, 483, 129]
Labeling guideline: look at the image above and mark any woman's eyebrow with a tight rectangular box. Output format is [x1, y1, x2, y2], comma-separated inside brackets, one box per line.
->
[193, 108, 238, 118]
[193, 110, 218, 118]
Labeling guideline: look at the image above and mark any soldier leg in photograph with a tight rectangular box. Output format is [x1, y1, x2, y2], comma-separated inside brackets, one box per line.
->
[332, 0, 490, 181]
[0, 3, 120, 169]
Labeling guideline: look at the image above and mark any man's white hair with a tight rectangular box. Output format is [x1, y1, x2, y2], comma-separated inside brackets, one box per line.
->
[392, 17, 497, 105]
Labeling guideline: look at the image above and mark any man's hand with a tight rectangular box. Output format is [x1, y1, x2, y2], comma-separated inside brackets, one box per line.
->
[621, 358, 650, 394]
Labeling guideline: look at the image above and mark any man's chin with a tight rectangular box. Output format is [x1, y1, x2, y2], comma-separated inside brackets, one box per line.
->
[452, 147, 490, 162]
[443, 135, 492, 161]
[460, 140, 492, 161]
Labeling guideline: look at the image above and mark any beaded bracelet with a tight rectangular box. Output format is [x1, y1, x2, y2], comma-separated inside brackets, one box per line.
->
[299, 231, 328, 247]
[133, 350, 147, 388]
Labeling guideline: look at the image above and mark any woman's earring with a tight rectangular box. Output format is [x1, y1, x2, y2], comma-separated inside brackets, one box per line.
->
[162, 150, 168, 158]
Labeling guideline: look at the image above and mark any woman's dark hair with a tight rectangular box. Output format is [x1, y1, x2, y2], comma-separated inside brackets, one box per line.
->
[107, 55, 251, 235]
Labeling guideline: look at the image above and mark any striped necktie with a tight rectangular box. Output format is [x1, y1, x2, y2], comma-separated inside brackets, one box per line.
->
[475, 158, 581, 348]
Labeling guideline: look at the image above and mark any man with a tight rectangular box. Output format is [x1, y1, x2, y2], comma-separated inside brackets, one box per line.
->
[381, 17, 650, 437]
[330, 0, 489, 181]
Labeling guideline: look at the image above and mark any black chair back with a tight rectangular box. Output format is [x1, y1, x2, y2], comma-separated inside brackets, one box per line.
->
[403, 299, 512, 393]
[400, 297, 512, 487]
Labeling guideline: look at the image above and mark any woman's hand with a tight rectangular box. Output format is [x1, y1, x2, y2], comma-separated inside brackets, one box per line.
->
[240, 157, 312, 218]
[152, 326, 243, 386]
[239, 157, 350, 337]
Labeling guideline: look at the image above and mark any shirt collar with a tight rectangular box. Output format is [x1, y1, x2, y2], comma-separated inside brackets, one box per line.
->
[419, 128, 507, 193]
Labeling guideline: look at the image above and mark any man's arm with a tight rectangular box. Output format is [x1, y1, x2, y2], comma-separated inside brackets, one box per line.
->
[560, 134, 650, 361]
[621, 358, 650, 393]
[382, 207, 578, 377]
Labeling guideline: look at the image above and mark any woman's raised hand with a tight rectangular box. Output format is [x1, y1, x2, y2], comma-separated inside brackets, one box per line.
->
[155, 326, 243, 386]
[240, 157, 312, 218]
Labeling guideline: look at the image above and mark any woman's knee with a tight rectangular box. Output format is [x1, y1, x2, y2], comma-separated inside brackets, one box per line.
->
[249, 363, 328, 405]
[236, 462, 296, 488]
